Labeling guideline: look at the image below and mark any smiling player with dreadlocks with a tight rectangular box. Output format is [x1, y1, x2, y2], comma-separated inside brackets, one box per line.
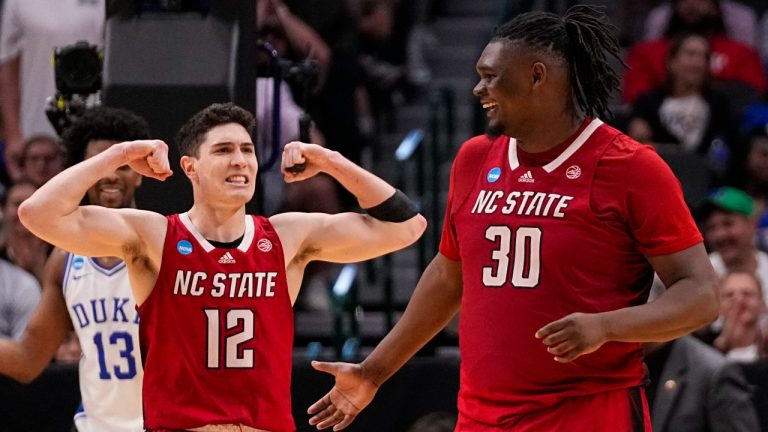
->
[307, 6, 719, 431]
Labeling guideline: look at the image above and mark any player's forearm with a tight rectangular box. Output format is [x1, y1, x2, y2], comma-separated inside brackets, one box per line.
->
[322, 150, 396, 209]
[0, 340, 48, 383]
[601, 277, 718, 343]
[18, 143, 128, 233]
[361, 255, 462, 387]
[274, 5, 331, 76]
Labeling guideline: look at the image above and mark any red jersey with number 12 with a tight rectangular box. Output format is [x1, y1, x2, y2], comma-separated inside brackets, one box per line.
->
[139, 213, 294, 431]
[440, 119, 702, 427]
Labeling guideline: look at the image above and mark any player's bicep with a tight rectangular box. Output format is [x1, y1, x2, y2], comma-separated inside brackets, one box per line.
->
[38, 206, 157, 258]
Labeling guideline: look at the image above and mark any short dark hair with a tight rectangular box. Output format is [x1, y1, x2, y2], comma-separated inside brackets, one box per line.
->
[492, 5, 625, 119]
[62, 106, 151, 167]
[175, 103, 255, 157]
[20, 134, 62, 167]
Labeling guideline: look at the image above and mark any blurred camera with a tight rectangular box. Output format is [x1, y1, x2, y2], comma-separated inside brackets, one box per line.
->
[46, 41, 103, 136]
[53, 41, 103, 95]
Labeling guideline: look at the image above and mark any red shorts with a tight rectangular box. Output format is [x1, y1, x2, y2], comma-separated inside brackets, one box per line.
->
[456, 387, 651, 431]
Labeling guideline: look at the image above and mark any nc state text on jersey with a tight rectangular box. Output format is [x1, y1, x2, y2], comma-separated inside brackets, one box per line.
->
[174, 270, 279, 298]
[471, 190, 574, 217]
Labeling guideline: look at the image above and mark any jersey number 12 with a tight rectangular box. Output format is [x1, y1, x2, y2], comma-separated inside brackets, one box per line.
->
[204, 309, 255, 368]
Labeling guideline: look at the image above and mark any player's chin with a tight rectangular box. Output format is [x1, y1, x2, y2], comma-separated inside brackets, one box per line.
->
[486, 120, 505, 139]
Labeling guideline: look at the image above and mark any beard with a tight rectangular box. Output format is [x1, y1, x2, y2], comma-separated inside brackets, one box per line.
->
[485, 119, 505, 140]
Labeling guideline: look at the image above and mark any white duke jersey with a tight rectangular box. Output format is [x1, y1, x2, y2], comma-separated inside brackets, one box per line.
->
[62, 253, 143, 432]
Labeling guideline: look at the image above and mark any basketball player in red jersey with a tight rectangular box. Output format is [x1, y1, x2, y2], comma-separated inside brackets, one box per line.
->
[307, 6, 719, 431]
[17, 103, 426, 432]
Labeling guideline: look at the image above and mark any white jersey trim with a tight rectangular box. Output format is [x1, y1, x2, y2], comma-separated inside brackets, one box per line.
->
[88, 257, 126, 276]
[179, 213, 254, 253]
[507, 118, 603, 173]
[62, 252, 74, 298]
[237, 216, 255, 252]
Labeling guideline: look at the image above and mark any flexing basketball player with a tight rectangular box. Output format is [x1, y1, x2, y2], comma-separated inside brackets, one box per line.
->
[0, 107, 149, 431]
[19, 103, 426, 431]
[307, 6, 718, 431]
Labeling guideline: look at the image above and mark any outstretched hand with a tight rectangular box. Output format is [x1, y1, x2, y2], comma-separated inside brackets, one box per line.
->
[307, 361, 379, 430]
[536, 312, 608, 363]
[281, 141, 332, 183]
[120, 140, 173, 181]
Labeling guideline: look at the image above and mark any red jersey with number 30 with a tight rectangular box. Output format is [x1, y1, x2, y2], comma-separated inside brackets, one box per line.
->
[139, 213, 294, 431]
[439, 119, 702, 427]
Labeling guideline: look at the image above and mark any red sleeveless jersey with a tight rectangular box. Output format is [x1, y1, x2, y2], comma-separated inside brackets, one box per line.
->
[440, 119, 702, 427]
[139, 213, 294, 431]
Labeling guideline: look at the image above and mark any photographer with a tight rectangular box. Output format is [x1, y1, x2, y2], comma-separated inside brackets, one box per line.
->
[0, 0, 103, 182]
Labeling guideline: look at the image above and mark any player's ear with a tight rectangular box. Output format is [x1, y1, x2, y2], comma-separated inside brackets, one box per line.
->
[532, 62, 546, 87]
[180, 155, 197, 181]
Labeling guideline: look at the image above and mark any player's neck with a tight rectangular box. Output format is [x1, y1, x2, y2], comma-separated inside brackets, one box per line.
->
[515, 114, 585, 154]
[93, 256, 123, 268]
[186, 204, 247, 243]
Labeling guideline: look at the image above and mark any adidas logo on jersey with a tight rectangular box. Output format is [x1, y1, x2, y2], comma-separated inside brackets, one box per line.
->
[218, 252, 236, 264]
[518, 171, 534, 183]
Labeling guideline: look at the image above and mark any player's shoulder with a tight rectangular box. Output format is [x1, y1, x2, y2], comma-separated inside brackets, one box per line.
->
[599, 125, 663, 165]
[454, 134, 500, 165]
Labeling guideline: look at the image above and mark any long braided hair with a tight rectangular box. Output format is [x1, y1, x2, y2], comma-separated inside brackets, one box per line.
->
[492, 5, 625, 119]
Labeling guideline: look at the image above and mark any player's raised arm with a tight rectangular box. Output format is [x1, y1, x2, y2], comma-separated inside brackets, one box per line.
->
[271, 141, 426, 265]
[18, 140, 172, 258]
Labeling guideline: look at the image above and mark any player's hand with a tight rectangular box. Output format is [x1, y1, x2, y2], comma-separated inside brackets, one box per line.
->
[281, 141, 332, 183]
[536, 312, 608, 363]
[119, 140, 173, 181]
[307, 361, 379, 430]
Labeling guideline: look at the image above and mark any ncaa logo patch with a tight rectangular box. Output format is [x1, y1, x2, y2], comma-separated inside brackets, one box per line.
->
[177, 240, 193, 255]
[72, 256, 85, 270]
[566, 165, 582, 179]
[487, 167, 501, 183]
[257, 238, 273, 252]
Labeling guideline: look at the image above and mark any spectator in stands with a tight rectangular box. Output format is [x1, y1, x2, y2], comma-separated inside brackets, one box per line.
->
[17, 135, 64, 187]
[624, 0, 766, 106]
[0, 181, 49, 282]
[711, 271, 766, 361]
[734, 312, 768, 431]
[644, 0, 759, 47]
[746, 127, 768, 251]
[627, 33, 737, 159]
[644, 280, 760, 432]
[701, 187, 768, 302]
[0, 188, 40, 340]
[0, 0, 104, 181]
[644, 335, 759, 431]
[278, 0, 366, 165]
[354, 0, 408, 104]
[257, 0, 331, 88]
[0, 257, 39, 340]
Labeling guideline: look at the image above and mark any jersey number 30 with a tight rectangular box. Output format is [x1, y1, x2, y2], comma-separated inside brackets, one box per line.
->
[483, 226, 541, 288]
[205, 309, 255, 368]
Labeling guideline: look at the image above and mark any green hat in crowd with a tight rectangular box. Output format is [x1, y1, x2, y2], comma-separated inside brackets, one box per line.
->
[700, 186, 754, 219]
